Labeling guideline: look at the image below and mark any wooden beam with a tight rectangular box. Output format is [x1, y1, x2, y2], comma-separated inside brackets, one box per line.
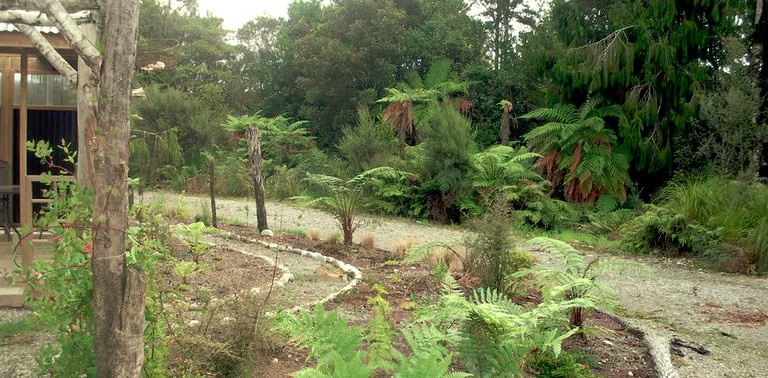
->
[19, 53, 30, 270]
[14, 23, 77, 84]
[0, 0, 99, 12]
[0, 10, 92, 26]
[35, 0, 101, 73]
[0, 32, 72, 51]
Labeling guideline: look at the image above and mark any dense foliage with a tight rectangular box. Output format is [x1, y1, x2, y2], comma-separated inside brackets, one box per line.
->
[128, 0, 768, 272]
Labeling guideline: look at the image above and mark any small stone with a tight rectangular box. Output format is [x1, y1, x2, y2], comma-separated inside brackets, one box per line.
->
[221, 317, 235, 325]
[261, 229, 274, 237]
[628, 371, 634, 377]
[603, 340, 614, 346]
[250, 287, 262, 295]
[271, 358, 279, 364]
[187, 320, 200, 327]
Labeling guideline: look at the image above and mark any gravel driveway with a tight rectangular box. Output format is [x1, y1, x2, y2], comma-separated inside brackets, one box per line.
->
[143, 191, 768, 378]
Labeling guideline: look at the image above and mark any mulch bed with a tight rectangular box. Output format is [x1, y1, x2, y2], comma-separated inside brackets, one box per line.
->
[171, 226, 656, 377]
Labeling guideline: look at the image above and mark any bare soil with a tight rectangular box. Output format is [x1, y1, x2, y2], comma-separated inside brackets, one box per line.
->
[146, 191, 768, 377]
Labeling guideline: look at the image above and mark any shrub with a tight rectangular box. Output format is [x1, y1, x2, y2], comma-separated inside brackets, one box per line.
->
[465, 200, 520, 292]
[621, 176, 768, 271]
[168, 291, 278, 376]
[26, 180, 167, 376]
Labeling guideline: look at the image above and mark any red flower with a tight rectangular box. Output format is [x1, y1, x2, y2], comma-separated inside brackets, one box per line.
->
[84, 241, 93, 255]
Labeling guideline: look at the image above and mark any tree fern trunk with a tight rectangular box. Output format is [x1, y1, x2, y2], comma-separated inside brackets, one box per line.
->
[209, 159, 217, 228]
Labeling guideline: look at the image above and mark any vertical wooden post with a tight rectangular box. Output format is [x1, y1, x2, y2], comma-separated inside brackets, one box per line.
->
[209, 158, 217, 228]
[0, 59, 12, 174]
[18, 53, 30, 270]
[77, 22, 98, 188]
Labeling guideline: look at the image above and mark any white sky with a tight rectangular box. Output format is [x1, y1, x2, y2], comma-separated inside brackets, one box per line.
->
[197, 0, 293, 30]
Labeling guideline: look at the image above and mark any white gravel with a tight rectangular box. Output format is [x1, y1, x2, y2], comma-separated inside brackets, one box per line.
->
[3, 191, 765, 378]
[144, 191, 768, 378]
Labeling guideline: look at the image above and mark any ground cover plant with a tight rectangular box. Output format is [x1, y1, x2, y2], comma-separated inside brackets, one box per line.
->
[620, 176, 768, 272]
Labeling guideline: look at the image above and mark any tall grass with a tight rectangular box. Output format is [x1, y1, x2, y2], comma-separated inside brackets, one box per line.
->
[655, 176, 768, 270]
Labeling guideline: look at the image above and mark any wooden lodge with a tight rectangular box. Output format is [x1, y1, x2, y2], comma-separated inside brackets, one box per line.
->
[0, 22, 80, 307]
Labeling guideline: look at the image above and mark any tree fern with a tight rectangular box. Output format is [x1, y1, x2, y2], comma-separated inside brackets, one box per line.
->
[515, 237, 646, 327]
[521, 98, 629, 203]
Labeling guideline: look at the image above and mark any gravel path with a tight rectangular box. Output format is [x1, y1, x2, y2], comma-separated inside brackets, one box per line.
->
[145, 191, 768, 378]
[206, 234, 351, 310]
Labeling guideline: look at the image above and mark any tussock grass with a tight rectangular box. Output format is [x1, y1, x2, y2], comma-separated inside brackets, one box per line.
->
[654, 176, 768, 270]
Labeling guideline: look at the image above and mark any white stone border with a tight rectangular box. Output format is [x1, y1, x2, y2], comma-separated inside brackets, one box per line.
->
[218, 231, 363, 310]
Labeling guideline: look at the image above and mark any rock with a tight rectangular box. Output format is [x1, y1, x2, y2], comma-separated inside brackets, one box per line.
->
[603, 340, 614, 346]
[187, 320, 200, 327]
[628, 371, 634, 376]
[261, 229, 274, 237]
[221, 317, 235, 325]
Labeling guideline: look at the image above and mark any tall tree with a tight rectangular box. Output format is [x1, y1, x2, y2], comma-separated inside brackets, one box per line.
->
[530, 0, 738, 181]
[522, 98, 630, 203]
[2, 0, 146, 375]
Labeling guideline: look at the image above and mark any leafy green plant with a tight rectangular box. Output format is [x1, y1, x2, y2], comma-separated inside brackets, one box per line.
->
[621, 176, 768, 271]
[521, 97, 630, 203]
[21, 142, 168, 376]
[177, 221, 210, 264]
[459, 145, 544, 216]
[512, 237, 625, 328]
[465, 199, 525, 292]
[417, 276, 586, 377]
[24, 181, 167, 376]
[297, 167, 403, 244]
[275, 290, 468, 378]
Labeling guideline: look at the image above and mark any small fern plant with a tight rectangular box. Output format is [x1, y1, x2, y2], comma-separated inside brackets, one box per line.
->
[275, 287, 469, 378]
[512, 237, 629, 328]
[416, 275, 587, 377]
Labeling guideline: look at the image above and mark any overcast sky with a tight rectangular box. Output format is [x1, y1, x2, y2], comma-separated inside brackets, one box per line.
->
[197, 0, 292, 30]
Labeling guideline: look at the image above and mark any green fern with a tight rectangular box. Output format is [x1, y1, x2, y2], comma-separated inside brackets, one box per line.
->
[274, 304, 366, 370]
[514, 237, 645, 328]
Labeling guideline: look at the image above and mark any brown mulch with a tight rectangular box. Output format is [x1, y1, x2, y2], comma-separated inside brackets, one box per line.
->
[165, 227, 655, 377]
[252, 233, 655, 378]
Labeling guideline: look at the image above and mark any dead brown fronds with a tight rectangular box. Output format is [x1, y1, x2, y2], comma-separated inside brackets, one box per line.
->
[309, 229, 320, 241]
[392, 237, 423, 259]
[428, 246, 467, 272]
[360, 234, 375, 250]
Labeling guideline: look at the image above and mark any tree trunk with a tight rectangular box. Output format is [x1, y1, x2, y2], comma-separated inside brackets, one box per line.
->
[341, 216, 353, 245]
[500, 112, 510, 146]
[76, 22, 97, 188]
[209, 159, 217, 228]
[88, 0, 146, 376]
[752, 0, 768, 178]
[247, 126, 269, 231]
[398, 127, 407, 160]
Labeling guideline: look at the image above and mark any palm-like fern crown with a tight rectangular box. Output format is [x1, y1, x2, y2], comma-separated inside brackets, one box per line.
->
[520, 97, 629, 203]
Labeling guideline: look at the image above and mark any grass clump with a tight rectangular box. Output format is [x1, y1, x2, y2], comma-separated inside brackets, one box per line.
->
[620, 176, 768, 272]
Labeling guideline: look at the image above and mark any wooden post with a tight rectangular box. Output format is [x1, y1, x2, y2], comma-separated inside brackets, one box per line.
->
[76, 21, 97, 188]
[209, 159, 217, 228]
[18, 53, 30, 270]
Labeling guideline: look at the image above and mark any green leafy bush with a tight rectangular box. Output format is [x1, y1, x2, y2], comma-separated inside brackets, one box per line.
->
[621, 176, 768, 271]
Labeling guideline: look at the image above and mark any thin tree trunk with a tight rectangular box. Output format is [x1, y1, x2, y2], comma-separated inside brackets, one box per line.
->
[753, 0, 768, 178]
[88, 0, 146, 376]
[209, 159, 217, 227]
[341, 216, 353, 245]
[398, 127, 407, 160]
[247, 126, 269, 231]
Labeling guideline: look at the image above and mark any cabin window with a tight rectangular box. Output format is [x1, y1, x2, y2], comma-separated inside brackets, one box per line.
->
[13, 73, 77, 107]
